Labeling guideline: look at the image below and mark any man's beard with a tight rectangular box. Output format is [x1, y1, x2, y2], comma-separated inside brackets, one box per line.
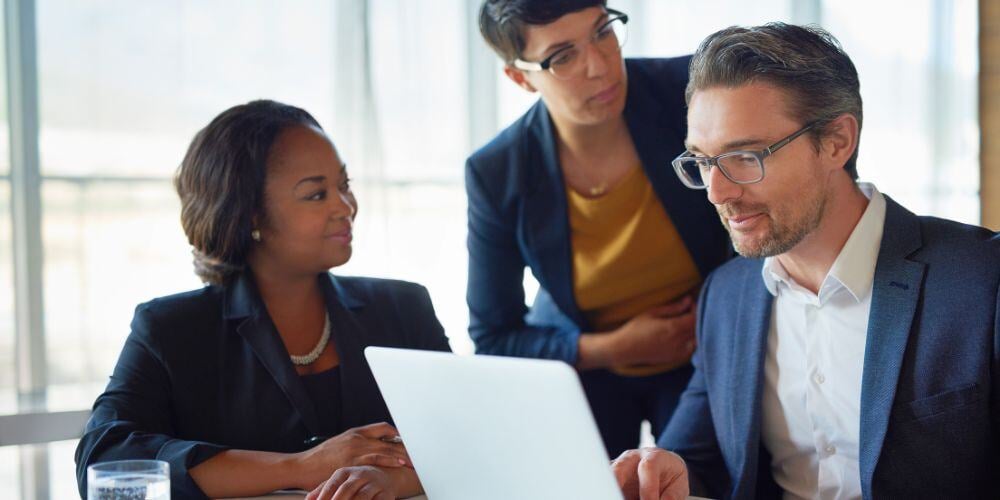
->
[718, 190, 827, 258]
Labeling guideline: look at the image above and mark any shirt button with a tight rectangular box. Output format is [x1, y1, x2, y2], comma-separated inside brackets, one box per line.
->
[825, 445, 837, 455]
[814, 373, 826, 384]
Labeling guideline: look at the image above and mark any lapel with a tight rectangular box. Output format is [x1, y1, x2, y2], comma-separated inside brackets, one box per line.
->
[224, 272, 322, 436]
[727, 259, 774, 497]
[623, 60, 722, 278]
[318, 275, 380, 429]
[520, 101, 586, 327]
[858, 197, 925, 499]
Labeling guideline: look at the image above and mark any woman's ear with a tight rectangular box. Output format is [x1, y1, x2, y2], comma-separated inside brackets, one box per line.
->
[503, 65, 538, 93]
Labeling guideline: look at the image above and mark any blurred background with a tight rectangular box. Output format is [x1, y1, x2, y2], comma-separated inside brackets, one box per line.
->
[0, 0, 989, 498]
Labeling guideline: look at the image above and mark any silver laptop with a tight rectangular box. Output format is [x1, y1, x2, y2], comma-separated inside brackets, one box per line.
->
[365, 346, 624, 500]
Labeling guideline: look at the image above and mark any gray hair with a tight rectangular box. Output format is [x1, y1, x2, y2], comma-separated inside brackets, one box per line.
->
[687, 23, 862, 179]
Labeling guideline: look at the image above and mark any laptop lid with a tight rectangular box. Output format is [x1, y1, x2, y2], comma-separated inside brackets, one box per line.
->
[364, 347, 624, 500]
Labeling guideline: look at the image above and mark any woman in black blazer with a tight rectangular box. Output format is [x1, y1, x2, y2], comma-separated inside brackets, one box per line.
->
[75, 100, 449, 499]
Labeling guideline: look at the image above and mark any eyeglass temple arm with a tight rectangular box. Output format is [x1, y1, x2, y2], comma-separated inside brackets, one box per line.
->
[765, 123, 816, 156]
[512, 59, 543, 71]
[606, 8, 628, 21]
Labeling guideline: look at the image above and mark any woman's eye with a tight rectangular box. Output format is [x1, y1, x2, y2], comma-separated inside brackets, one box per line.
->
[307, 190, 327, 201]
[550, 48, 577, 67]
[340, 177, 352, 192]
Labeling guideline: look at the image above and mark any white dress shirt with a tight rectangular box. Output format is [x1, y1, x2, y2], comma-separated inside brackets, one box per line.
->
[759, 183, 886, 500]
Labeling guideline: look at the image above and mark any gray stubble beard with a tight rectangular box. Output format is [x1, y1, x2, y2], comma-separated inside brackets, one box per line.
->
[724, 187, 828, 259]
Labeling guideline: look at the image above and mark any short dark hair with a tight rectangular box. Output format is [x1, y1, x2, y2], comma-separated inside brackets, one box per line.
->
[479, 0, 606, 63]
[175, 99, 321, 285]
[687, 23, 863, 179]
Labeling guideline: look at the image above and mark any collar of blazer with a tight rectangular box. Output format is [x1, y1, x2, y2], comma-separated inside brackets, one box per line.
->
[858, 195, 925, 495]
[222, 270, 366, 320]
[219, 270, 372, 437]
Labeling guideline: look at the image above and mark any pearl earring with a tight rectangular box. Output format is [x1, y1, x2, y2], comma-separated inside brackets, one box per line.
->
[251, 229, 261, 242]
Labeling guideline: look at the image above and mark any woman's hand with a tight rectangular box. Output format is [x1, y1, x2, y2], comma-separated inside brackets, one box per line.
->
[578, 292, 698, 370]
[294, 422, 411, 490]
[306, 466, 396, 500]
[609, 296, 697, 368]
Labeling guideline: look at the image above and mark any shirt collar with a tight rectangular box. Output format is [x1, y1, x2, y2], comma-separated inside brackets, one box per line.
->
[761, 257, 787, 297]
[761, 183, 886, 302]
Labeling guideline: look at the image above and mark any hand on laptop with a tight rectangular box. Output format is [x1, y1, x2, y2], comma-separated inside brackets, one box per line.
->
[295, 422, 413, 490]
[611, 447, 689, 500]
[306, 465, 395, 500]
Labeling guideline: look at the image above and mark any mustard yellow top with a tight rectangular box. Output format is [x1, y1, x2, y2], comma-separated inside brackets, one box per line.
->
[566, 165, 701, 376]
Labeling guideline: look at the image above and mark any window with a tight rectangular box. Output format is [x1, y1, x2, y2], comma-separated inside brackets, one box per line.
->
[35, 0, 342, 409]
[342, 0, 473, 354]
[822, 0, 979, 223]
[0, 181, 15, 416]
[0, 0, 13, 417]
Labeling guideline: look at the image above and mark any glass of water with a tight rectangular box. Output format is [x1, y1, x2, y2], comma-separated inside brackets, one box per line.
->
[87, 460, 170, 500]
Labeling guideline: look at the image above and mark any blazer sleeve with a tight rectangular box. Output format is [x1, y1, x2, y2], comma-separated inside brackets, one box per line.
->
[656, 272, 730, 499]
[74, 304, 228, 500]
[407, 283, 452, 353]
[465, 158, 581, 363]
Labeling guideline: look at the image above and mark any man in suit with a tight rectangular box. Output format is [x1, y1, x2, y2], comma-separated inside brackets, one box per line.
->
[610, 23, 999, 499]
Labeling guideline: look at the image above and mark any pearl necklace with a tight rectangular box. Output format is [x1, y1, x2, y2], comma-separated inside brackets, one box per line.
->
[290, 313, 331, 366]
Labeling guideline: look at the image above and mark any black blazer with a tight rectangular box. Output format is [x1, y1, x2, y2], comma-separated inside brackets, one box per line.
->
[74, 272, 451, 499]
[465, 57, 731, 362]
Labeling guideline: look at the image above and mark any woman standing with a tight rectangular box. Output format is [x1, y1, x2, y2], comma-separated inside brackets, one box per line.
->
[468, 0, 730, 457]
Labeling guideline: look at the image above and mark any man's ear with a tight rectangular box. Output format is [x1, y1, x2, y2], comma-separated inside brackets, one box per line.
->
[820, 113, 859, 173]
[503, 65, 538, 93]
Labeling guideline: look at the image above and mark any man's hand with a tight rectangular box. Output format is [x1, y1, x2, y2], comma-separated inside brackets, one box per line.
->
[611, 447, 689, 500]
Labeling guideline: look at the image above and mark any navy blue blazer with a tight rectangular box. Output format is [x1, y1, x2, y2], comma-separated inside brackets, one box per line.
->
[465, 57, 730, 363]
[659, 196, 1000, 499]
[74, 272, 450, 499]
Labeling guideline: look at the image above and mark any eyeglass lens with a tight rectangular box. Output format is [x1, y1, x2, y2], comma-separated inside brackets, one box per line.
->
[548, 17, 627, 79]
[678, 153, 764, 187]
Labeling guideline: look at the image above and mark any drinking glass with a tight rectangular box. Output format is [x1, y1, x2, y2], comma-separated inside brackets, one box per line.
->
[87, 460, 170, 500]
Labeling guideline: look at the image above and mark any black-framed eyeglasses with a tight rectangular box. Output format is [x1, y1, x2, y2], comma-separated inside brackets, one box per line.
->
[512, 8, 629, 80]
[671, 123, 816, 189]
